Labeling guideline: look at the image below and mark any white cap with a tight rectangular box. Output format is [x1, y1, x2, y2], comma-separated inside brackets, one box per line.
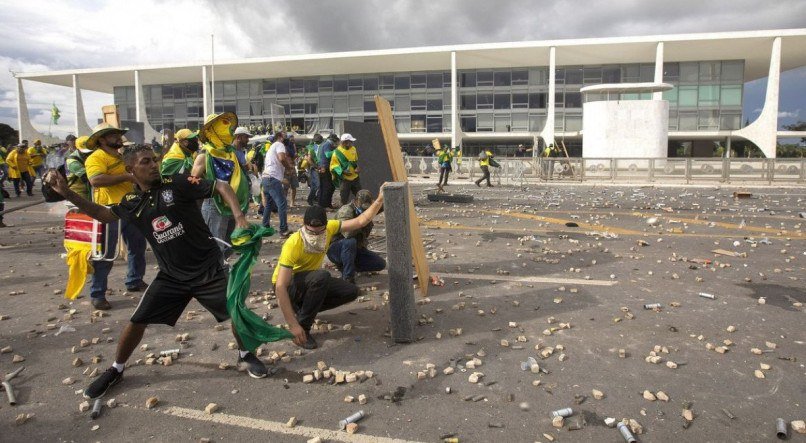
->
[233, 126, 252, 137]
[340, 133, 356, 142]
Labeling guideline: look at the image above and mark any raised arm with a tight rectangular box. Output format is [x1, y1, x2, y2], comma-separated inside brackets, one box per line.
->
[45, 171, 118, 223]
[340, 184, 385, 234]
[191, 153, 207, 178]
[213, 180, 248, 229]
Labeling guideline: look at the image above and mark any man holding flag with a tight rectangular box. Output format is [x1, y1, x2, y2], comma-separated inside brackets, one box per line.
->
[192, 113, 251, 259]
[330, 133, 361, 205]
[45, 144, 275, 399]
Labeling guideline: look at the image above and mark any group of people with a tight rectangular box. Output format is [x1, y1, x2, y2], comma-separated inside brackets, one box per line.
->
[39, 112, 388, 400]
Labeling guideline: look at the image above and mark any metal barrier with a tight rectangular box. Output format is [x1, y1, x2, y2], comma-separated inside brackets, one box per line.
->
[402, 155, 805, 185]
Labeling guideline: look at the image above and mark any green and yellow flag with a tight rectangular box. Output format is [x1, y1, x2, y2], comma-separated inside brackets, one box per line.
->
[227, 224, 293, 352]
[202, 142, 249, 216]
[51, 103, 60, 124]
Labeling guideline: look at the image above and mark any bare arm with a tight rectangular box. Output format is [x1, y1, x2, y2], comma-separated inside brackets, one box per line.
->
[274, 266, 307, 346]
[45, 171, 119, 223]
[191, 153, 206, 177]
[340, 185, 385, 233]
[88, 173, 133, 188]
[214, 180, 248, 229]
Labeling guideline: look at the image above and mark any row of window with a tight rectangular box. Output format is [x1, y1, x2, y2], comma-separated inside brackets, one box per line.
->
[113, 60, 744, 105]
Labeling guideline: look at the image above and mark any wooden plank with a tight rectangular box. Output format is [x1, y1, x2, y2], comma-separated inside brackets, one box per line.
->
[102, 105, 120, 128]
[374, 95, 430, 296]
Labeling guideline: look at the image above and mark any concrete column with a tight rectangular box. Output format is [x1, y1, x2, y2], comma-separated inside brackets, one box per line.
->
[202, 65, 210, 117]
[15, 77, 57, 144]
[653, 42, 664, 100]
[383, 182, 416, 343]
[73, 74, 93, 136]
[542, 46, 556, 148]
[134, 70, 162, 142]
[450, 51, 460, 151]
[734, 37, 781, 158]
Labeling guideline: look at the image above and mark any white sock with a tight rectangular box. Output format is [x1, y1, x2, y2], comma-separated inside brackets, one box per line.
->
[239, 350, 249, 358]
[112, 362, 125, 373]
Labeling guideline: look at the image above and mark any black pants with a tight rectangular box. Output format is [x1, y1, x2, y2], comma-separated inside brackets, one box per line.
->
[339, 177, 361, 205]
[438, 167, 450, 186]
[285, 269, 359, 330]
[12, 172, 34, 196]
[318, 170, 335, 208]
[475, 166, 491, 186]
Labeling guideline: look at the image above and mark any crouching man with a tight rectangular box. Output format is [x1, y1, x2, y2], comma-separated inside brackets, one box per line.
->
[45, 145, 271, 400]
[327, 189, 386, 284]
[273, 188, 385, 350]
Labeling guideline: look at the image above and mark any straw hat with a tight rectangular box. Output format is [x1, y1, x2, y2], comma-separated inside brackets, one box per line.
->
[86, 122, 128, 150]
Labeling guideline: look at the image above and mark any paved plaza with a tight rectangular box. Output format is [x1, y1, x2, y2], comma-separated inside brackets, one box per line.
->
[1, 182, 804, 442]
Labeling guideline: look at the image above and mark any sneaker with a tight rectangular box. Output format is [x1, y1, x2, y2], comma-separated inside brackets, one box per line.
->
[91, 298, 112, 310]
[83, 367, 123, 399]
[279, 230, 291, 238]
[300, 331, 318, 350]
[238, 352, 268, 379]
[126, 281, 149, 292]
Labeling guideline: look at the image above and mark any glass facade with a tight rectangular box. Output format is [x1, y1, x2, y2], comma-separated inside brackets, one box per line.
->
[112, 60, 744, 134]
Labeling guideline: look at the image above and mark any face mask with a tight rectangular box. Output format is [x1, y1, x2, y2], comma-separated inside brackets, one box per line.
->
[299, 227, 328, 254]
[185, 138, 199, 152]
[205, 118, 234, 148]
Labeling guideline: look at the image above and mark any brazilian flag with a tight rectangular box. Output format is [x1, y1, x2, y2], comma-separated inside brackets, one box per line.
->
[51, 103, 60, 124]
[228, 224, 293, 352]
[203, 142, 249, 216]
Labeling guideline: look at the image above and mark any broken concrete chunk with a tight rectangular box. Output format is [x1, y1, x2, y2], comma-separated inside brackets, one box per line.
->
[592, 389, 605, 400]
[62, 377, 75, 385]
[345, 422, 359, 434]
[302, 374, 314, 383]
[12, 354, 25, 363]
[285, 416, 297, 428]
[15, 413, 34, 426]
[656, 391, 670, 402]
[726, 325, 736, 333]
[754, 370, 766, 379]
[552, 416, 564, 428]
[344, 395, 355, 403]
[760, 363, 771, 370]
[204, 403, 219, 414]
[643, 390, 656, 401]
[1, 346, 12, 354]
[145, 397, 159, 409]
[358, 394, 367, 405]
[443, 367, 455, 375]
[628, 419, 644, 435]
[79, 401, 91, 412]
[468, 372, 484, 383]
[72, 357, 84, 367]
[682, 409, 694, 421]
[791, 420, 805, 434]
[106, 398, 117, 408]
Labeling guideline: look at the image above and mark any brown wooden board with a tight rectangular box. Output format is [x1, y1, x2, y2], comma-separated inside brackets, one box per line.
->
[343, 121, 393, 195]
[102, 105, 120, 128]
[374, 96, 430, 296]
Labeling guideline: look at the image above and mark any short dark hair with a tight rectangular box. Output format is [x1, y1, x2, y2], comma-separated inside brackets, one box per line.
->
[122, 145, 153, 165]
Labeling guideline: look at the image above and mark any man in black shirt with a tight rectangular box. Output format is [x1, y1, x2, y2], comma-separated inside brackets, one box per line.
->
[44, 145, 271, 400]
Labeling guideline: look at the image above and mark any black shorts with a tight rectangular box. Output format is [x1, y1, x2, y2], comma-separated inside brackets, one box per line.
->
[130, 266, 230, 326]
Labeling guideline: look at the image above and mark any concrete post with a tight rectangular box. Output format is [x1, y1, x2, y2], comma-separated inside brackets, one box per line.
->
[450, 51, 460, 152]
[542, 47, 556, 148]
[73, 74, 93, 136]
[653, 42, 664, 100]
[383, 182, 416, 343]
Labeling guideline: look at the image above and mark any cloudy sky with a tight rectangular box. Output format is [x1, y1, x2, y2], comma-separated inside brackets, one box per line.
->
[1, 0, 804, 139]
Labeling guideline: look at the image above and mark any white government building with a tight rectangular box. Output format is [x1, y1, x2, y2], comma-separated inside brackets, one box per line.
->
[15, 28, 806, 158]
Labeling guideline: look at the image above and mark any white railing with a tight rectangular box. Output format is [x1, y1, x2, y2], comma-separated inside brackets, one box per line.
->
[401, 156, 806, 185]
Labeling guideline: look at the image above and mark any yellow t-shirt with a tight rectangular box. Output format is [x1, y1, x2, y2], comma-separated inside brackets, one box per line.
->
[85, 149, 133, 205]
[27, 146, 46, 167]
[272, 219, 342, 284]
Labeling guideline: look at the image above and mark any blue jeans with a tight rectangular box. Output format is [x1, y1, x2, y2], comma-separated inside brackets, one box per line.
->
[90, 219, 147, 300]
[261, 177, 287, 233]
[306, 167, 320, 205]
[202, 198, 233, 258]
[326, 237, 386, 280]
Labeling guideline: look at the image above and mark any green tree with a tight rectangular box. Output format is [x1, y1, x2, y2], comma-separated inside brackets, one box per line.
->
[782, 121, 806, 144]
[0, 123, 18, 147]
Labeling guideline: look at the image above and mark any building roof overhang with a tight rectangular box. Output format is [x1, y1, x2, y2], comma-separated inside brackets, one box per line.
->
[16, 29, 806, 94]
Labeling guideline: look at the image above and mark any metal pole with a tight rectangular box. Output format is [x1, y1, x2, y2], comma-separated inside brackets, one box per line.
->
[211, 34, 215, 112]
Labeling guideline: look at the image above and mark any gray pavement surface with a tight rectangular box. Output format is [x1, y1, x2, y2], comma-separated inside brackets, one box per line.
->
[0, 182, 804, 443]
